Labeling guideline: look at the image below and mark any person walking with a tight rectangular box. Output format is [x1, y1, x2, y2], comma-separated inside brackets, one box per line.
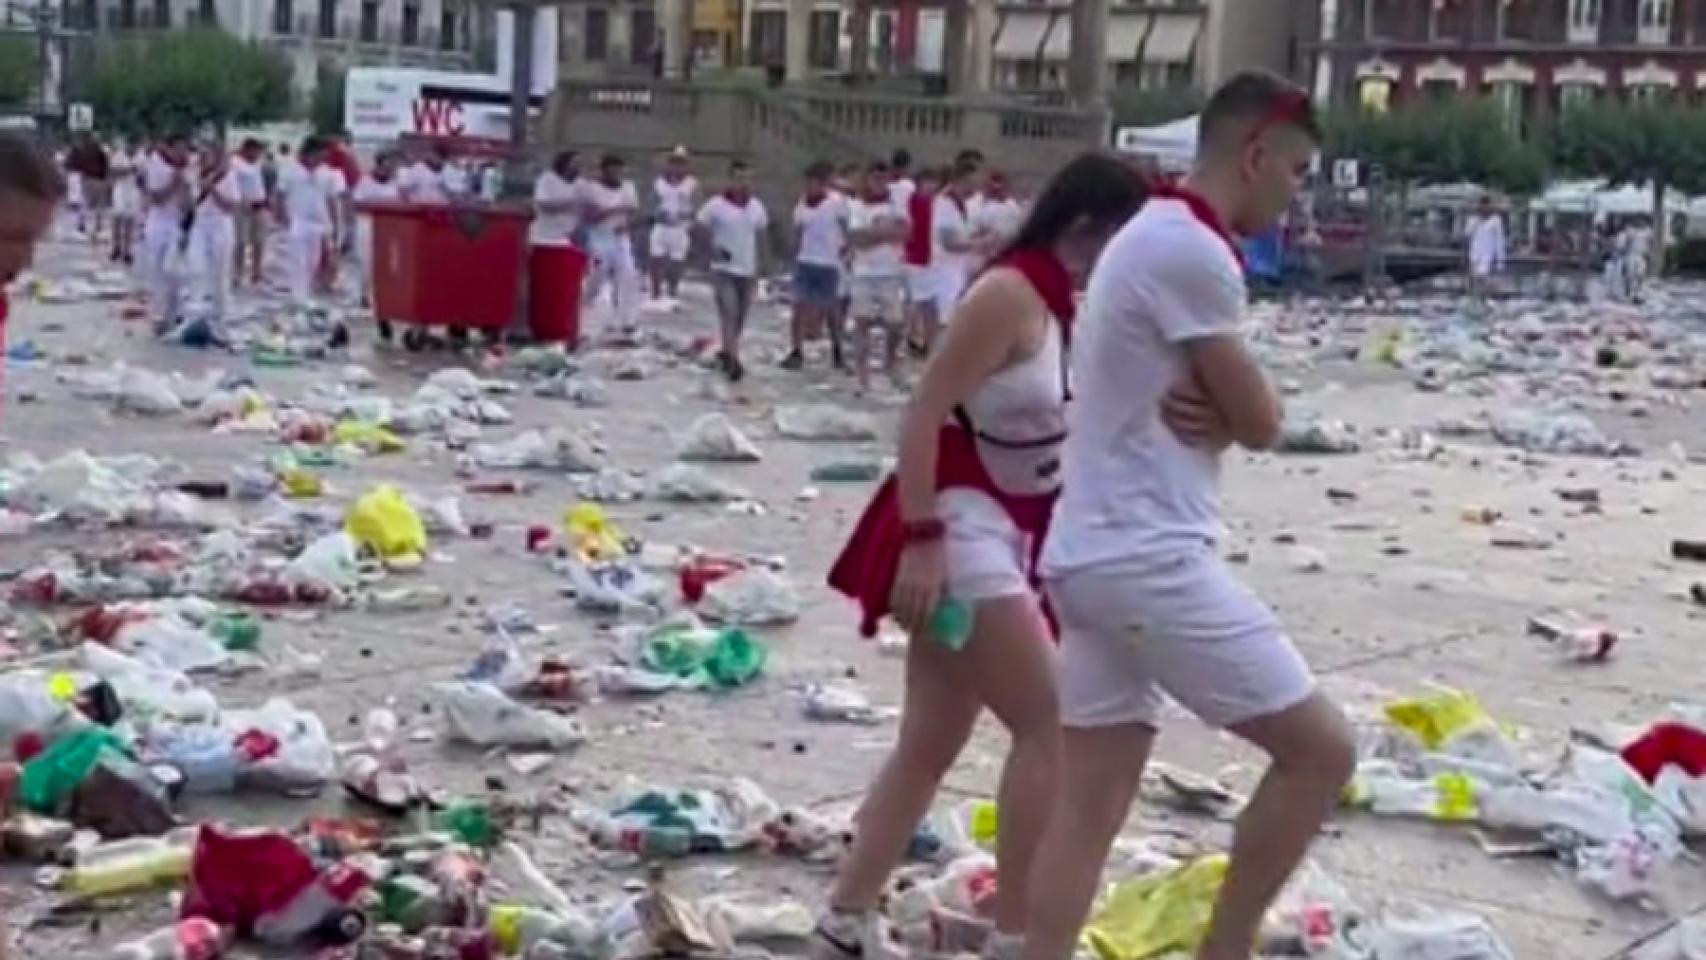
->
[108, 139, 141, 265]
[186, 142, 242, 336]
[785, 160, 849, 372]
[695, 159, 770, 382]
[230, 139, 268, 288]
[138, 134, 192, 329]
[817, 153, 1147, 960]
[583, 154, 642, 336]
[276, 136, 335, 303]
[648, 146, 698, 306]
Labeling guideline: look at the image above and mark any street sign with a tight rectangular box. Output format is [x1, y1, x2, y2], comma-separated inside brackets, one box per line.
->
[67, 102, 93, 131]
[1332, 158, 1359, 189]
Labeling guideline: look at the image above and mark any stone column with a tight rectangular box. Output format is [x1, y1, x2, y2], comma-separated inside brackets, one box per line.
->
[944, 0, 968, 91]
[785, 0, 812, 81]
[662, 0, 691, 77]
[849, 0, 871, 82]
[965, 0, 994, 95]
[1067, 0, 1108, 108]
[609, 0, 632, 65]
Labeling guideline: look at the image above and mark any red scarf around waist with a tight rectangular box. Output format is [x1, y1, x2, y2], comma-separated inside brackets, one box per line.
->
[827, 247, 1072, 638]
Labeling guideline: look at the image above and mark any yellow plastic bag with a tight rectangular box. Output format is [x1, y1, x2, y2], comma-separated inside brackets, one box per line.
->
[332, 420, 405, 454]
[1084, 855, 1228, 960]
[345, 485, 428, 565]
[1383, 687, 1493, 751]
[563, 503, 624, 561]
[968, 800, 998, 849]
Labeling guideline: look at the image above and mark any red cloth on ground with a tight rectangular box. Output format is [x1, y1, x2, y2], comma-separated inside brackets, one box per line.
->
[826, 248, 1073, 638]
[904, 189, 934, 266]
[1621, 721, 1706, 783]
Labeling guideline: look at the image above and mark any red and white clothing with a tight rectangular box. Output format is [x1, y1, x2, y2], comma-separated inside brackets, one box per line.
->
[139, 151, 189, 323]
[829, 249, 1074, 635]
[187, 164, 242, 322]
[583, 179, 641, 329]
[930, 191, 973, 315]
[1043, 189, 1314, 730]
[650, 174, 698, 261]
[903, 189, 935, 304]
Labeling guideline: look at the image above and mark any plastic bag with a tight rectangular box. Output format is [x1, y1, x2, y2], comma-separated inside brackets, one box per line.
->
[435, 681, 587, 749]
[0, 671, 87, 746]
[332, 420, 405, 454]
[117, 365, 184, 416]
[230, 698, 337, 793]
[113, 613, 230, 673]
[563, 503, 626, 561]
[577, 468, 647, 503]
[344, 485, 428, 565]
[678, 414, 763, 463]
[20, 727, 130, 814]
[700, 568, 800, 626]
[80, 643, 219, 724]
[702, 897, 814, 943]
[642, 627, 767, 689]
[472, 428, 605, 472]
[1366, 903, 1514, 960]
[288, 531, 361, 590]
[774, 405, 878, 442]
[1084, 855, 1227, 960]
[648, 464, 750, 503]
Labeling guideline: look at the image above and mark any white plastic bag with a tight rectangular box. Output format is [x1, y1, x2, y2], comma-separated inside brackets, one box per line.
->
[1366, 903, 1515, 960]
[117, 365, 184, 416]
[648, 464, 750, 503]
[774, 404, 877, 442]
[700, 568, 800, 626]
[112, 613, 229, 673]
[288, 531, 362, 590]
[678, 414, 763, 463]
[434, 681, 587, 749]
[231, 698, 337, 793]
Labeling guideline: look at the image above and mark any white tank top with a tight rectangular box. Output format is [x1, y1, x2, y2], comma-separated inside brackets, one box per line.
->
[956, 314, 1066, 496]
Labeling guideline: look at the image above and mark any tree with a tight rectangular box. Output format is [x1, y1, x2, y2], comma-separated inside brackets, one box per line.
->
[0, 34, 38, 109]
[84, 28, 293, 136]
[1552, 99, 1706, 268]
[310, 60, 346, 135]
[1327, 97, 1544, 195]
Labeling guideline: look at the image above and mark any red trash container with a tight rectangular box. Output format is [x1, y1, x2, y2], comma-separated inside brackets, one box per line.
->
[528, 244, 588, 347]
[369, 202, 531, 334]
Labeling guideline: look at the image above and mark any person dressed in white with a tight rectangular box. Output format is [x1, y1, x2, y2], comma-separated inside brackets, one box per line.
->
[784, 160, 849, 372]
[530, 151, 583, 248]
[230, 139, 268, 288]
[139, 135, 192, 328]
[969, 170, 1024, 266]
[694, 159, 769, 382]
[314, 159, 349, 294]
[1465, 196, 1505, 299]
[440, 158, 472, 200]
[108, 141, 141, 265]
[351, 151, 403, 312]
[1625, 218, 1654, 302]
[648, 147, 699, 306]
[275, 136, 335, 302]
[583, 153, 642, 335]
[845, 161, 911, 395]
[1025, 73, 1356, 960]
[399, 148, 450, 205]
[185, 143, 242, 333]
[929, 158, 980, 320]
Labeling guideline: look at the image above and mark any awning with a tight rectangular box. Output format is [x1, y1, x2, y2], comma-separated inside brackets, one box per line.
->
[1104, 13, 1148, 63]
[1144, 14, 1200, 64]
[1040, 12, 1069, 61]
[993, 11, 1048, 60]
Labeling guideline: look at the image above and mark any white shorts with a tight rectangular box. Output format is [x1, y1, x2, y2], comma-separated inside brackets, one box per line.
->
[940, 489, 1032, 603]
[906, 264, 935, 304]
[849, 275, 906, 325]
[1049, 544, 1315, 730]
[650, 224, 689, 261]
[932, 266, 967, 316]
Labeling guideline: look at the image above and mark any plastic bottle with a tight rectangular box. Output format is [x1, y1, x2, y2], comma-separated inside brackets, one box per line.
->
[930, 597, 973, 651]
[104, 917, 230, 960]
[579, 812, 694, 858]
[489, 903, 604, 956]
[254, 861, 371, 944]
[66, 826, 200, 897]
[364, 707, 401, 755]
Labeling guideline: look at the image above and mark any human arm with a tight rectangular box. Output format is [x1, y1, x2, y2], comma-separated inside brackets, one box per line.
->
[933, 198, 975, 254]
[889, 269, 1036, 633]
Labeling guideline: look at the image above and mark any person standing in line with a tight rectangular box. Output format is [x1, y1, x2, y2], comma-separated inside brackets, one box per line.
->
[108, 139, 141, 265]
[929, 157, 980, 325]
[186, 142, 242, 336]
[902, 166, 942, 355]
[1465, 195, 1505, 301]
[276, 136, 335, 303]
[230, 138, 268, 288]
[441, 154, 472, 200]
[139, 134, 192, 329]
[314, 155, 350, 294]
[888, 148, 916, 206]
[351, 151, 403, 318]
[969, 169, 1024, 264]
[648, 146, 698, 306]
[531, 151, 584, 248]
[815, 154, 1147, 960]
[786, 160, 849, 372]
[844, 161, 911, 395]
[1023, 73, 1356, 960]
[399, 146, 450, 204]
[695, 159, 770, 382]
[583, 153, 642, 336]
[0, 133, 61, 424]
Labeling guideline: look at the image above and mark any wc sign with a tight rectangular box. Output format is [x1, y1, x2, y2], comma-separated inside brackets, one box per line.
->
[346, 67, 541, 144]
[410, 98, 466, 137]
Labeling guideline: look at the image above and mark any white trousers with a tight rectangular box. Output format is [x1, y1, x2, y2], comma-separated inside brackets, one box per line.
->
[588, 237, 639, 329]
[139, 217, 184, 323]
[288, 224, 328, 301]
[189, 220, 235, 322]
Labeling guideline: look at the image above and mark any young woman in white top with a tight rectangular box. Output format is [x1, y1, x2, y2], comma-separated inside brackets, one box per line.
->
[186, 143, 243, 329]
[819, 154, 1147, 960]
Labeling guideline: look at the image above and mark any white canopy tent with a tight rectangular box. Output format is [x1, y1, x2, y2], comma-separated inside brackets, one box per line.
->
[1529, 179, 1689, 219]
[1112, 114, 1199, 173]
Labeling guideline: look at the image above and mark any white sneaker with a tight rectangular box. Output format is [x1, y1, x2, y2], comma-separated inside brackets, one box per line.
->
[810, 911, 905, 960]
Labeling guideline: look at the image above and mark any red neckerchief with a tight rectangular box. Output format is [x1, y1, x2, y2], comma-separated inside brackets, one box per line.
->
[984, 247, 1075, 338]
[723, 189, 751, 206]
[944, 190, 968, 218]
[801, 190, 827, 208]
[1151, 182, 1246, 271]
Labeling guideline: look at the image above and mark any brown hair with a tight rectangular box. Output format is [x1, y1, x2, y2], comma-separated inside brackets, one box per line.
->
[0, 132, 62, 200]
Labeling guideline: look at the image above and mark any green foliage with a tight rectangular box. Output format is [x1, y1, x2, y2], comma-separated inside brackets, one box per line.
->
[1109, 86, 1204, 129]
[84, 28, 293, 136]
[1326, 97, 1545, 195]
[309, 60, 346, 135]
[0, 34, 38, 108]
[1551, 99, 1706, 196]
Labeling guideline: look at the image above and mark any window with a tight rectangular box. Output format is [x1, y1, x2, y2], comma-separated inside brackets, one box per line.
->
[748, 10, 785, 67]
[118, 0, 136, 27]
[1420, 79, 1458, 100]
[79, 0, 97, 28]
[1638, 0, 1673, 42]
[317, 0, 334, 36]
[1429, 0, 1464, 41]
[439, 8, 457, 49]
[1568, 0, 1602, 42]
[197, 0, 214, 25]
[809, 9, 839, 70]
[584, 7, 608, 61]
[153, 0, 169, 28]
[359, 0, 377, 41]
[1629, 82, 1673, 103]
[1559, 83, 1598, 110]
[401, 2, 419, 45]
[273, 0, 290, 32]
[630, 8, 656, 65]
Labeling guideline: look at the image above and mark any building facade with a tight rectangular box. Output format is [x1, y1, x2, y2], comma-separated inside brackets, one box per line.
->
[1299, 0, 1706, 127]
[51, 0, 492, 92]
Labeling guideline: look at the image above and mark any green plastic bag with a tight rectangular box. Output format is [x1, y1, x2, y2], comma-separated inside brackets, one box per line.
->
[20, 728, 131, 815]
[703, 629, 766, 687]
[1083, 854, 1228, 960]
[344, 484, 428, 565]
[435, 801, 499, 848]
[642, 627, 766, 688]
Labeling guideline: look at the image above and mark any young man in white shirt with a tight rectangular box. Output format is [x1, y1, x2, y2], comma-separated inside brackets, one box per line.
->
[649, 146, 698, 305]
[786, 160, 849, 372]
[399, 147, 449, 205]
[695, 159, 769, 382]
[314, 159, 349, 294]
[275, 136, 336, 302]
[230, 138, 268, 287]
[186, 143, 242, 333]
[968, 169, 1024, 264]
[928, 157, 979, 321]
[844, 160, 909, 395]
[351, 151, 403, 317]
[583, 153, 642, 335]
[530, 150, 583, 248]
[1025, 72, 1355, 960]
[139, 134, 192, 329]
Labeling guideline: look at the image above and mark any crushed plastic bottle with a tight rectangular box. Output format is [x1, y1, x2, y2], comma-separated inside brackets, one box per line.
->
[65, 825, 199, 897]
[103, 917, 230, 960]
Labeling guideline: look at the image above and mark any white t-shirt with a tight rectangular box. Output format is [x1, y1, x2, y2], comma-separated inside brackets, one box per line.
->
[142, 153, 186, 230]
[696, 194, 769, 277]
[931, 193, 972, 279]
[889, 178, 916, 207]
[441, 162, 471, 198]
[400, 162, 448, 204]
[583, 179, 639, 249]
[230, 157, 266, 205]
[793, 192, 848, 268]
[531, 171, 582, 245]
[653, 175, 698, 228]
[352, 175, 402, 205]
[193, 167, 243, 229]
[847, 196, 909, 278]
[279, 159, 333, 231]
[971, 195, 1024, 246]
[1041, 197, 1248, 576]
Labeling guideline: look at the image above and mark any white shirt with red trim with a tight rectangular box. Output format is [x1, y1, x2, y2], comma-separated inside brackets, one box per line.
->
[1041, 197, 1247, 575]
